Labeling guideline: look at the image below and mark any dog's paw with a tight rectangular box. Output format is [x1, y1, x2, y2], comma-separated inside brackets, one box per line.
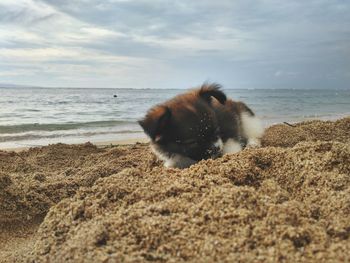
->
[246, 138, 261, 149]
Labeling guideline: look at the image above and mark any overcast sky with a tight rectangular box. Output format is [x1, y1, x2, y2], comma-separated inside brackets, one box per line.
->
[0, 0, 349, 89]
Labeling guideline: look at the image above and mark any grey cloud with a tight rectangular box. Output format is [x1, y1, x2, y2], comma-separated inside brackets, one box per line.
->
[0, 0, 349, 88]
[0, 4, 55, 25]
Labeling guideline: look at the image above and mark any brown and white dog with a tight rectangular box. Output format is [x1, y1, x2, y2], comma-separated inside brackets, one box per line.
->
[139, 83, 264, 168]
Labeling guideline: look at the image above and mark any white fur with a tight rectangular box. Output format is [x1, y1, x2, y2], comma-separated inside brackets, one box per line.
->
[240, 112, 264, 147]
[151, 139, 223, 169]
[213, 138, 224, 152]
[150, 144, 168, 162]
[246, 138, 261, 148]
[151, 144, 196, 169]
[223, 138, 242, 154]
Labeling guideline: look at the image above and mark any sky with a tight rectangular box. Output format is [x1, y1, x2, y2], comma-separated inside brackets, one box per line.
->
[0, 0, 349, 89]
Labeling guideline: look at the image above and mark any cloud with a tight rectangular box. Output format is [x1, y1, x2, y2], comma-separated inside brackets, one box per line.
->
[0, 0, 349, 88]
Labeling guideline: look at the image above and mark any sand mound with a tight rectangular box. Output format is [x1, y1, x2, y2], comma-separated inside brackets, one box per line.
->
[0, 142, 158, 223]
[262, 117, 350, 147]
[0, 117, 349, 262]
[31, 141, 350, 262]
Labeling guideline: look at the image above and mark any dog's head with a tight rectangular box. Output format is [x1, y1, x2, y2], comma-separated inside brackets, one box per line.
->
[139, 83, 227, 162]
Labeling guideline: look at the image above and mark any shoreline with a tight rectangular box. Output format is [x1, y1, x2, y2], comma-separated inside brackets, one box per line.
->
[0, 137, 150, 152]
[1, 114, 349, 153]
[2, 114, 350, 153]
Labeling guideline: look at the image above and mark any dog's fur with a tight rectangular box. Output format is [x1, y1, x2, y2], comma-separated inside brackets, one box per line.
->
[139, 83, 264, 168]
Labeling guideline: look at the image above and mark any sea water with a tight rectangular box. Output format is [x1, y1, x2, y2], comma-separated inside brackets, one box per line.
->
[0, 87, 349, 148]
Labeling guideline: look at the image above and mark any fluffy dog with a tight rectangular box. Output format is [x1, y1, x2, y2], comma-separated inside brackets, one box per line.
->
[139, 83, 264, 168]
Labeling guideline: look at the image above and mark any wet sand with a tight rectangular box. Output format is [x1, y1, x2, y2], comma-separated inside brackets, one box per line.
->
[0, 117, 349, 262]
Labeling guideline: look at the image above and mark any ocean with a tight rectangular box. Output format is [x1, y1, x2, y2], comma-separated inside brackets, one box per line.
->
[0, 87, 349, 148]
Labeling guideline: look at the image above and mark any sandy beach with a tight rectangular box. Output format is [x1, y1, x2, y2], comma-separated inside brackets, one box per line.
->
[1, 138, 150, 153]
[0, 117, 349, 262]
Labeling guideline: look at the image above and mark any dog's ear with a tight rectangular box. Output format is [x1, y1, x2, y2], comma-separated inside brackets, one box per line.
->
[198, 83, 226, 105]
[138, 106, 171, 142]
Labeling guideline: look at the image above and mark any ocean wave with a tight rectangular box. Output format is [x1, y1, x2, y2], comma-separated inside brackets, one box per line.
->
[0, 120, 137, 134]
[0, 129, 143, 142]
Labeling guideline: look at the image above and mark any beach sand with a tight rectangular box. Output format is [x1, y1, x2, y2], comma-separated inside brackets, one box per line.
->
[0, 117, 349, 262]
